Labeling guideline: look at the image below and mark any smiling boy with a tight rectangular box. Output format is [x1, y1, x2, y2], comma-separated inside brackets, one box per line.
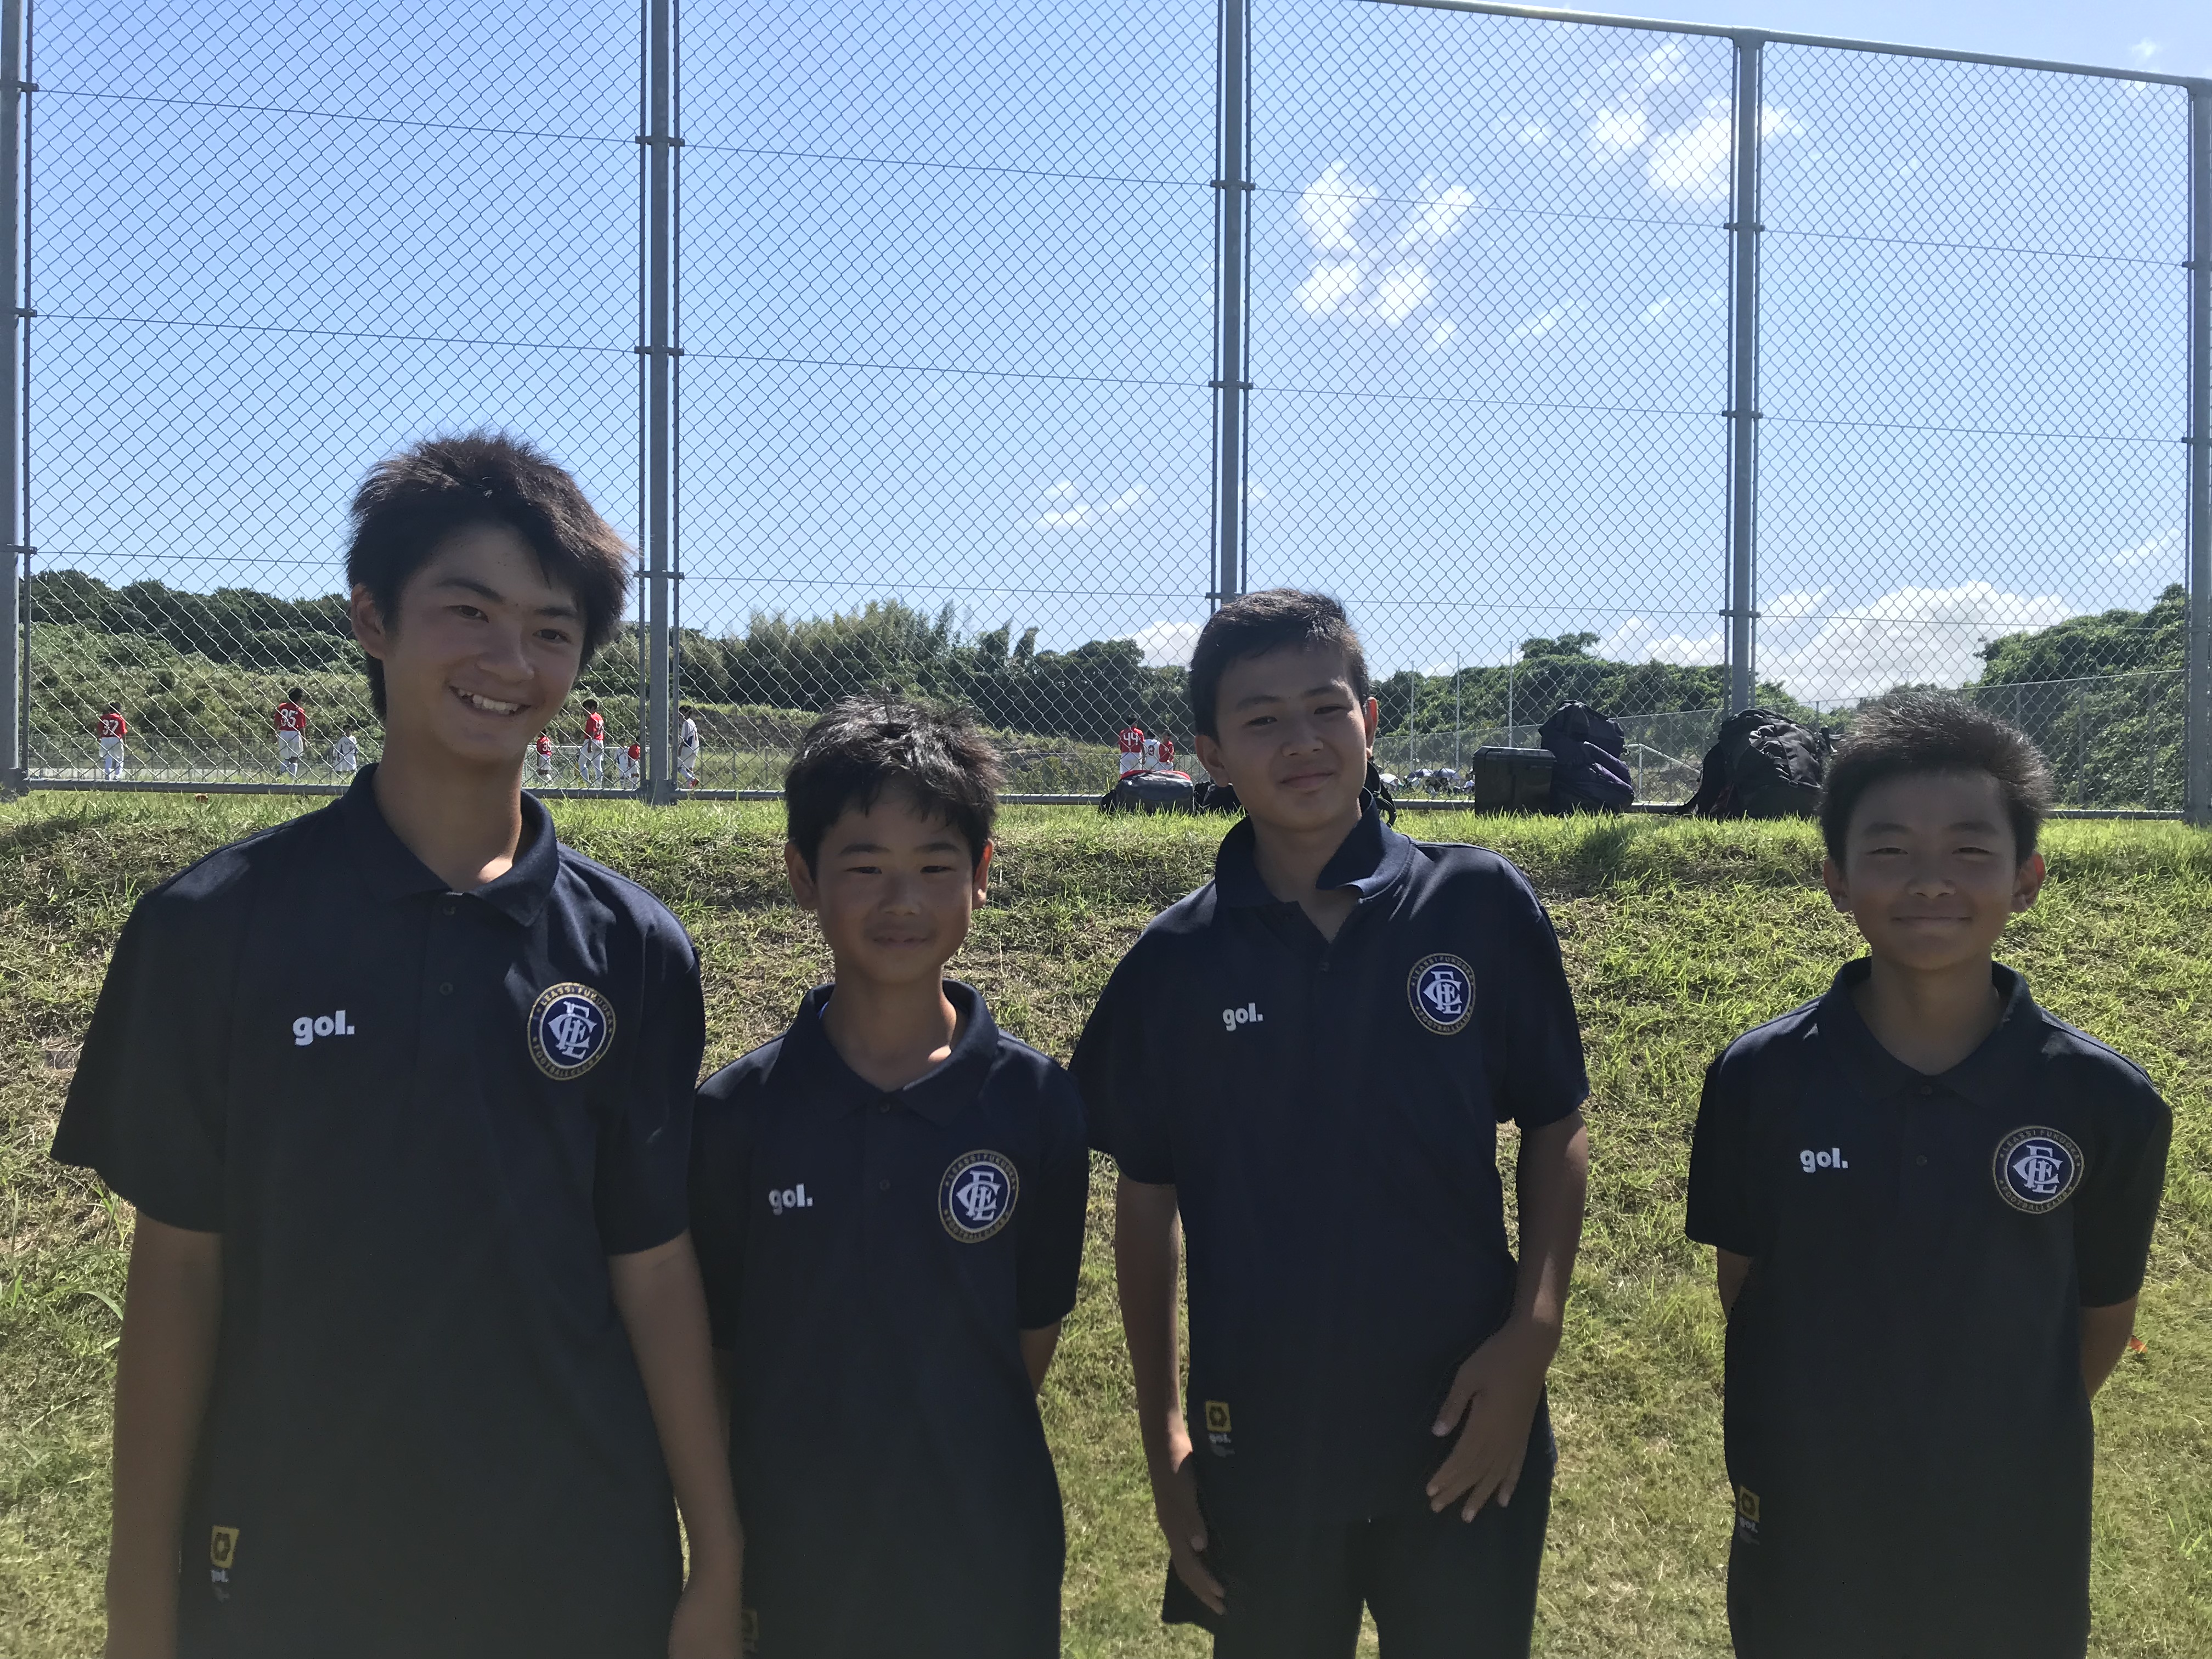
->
[54, 435, 742, 1658]
[1688, 692, 2171, 1659]
[687, 698, 1089, 1658]
[1075, 590, 1590, 1658]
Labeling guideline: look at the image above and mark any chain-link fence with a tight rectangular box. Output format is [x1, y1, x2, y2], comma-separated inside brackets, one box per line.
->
[2, 0, 2205, 814]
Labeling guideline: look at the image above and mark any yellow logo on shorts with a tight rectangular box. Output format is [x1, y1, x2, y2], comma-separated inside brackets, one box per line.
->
[1204, 1400, 1232, 1434]
[210, 1526, 239, 1568]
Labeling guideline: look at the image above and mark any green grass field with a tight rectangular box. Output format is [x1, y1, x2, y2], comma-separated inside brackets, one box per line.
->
[2, 794, 2207, 1657]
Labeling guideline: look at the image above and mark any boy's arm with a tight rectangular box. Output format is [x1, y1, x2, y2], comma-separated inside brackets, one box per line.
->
[1427, 1109, 1589, 1521]
[1717, 1249, 1751, 1314]
[106, 1215, 223, 1659]
[608, 1234, 744, 1659]
[1114, 1175, 1223, 1613]
[2080, 1297, 2138, 1397]
[1019, 1324, 1062, 1391]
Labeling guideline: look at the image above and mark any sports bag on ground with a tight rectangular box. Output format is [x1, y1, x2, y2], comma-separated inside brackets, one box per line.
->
[1098, 770, 1197, 814]
[1463, 747, 1556, 812]
[1676, 708, 1832, 819]
[1538, 701, 1633, 813]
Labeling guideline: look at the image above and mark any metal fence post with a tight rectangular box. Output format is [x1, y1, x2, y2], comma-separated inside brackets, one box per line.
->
[1725, 35, 1765, 716]
[0, 0, 21, 795]
[2187, 83, 2211, 827]
[1210, 0, 1251, 610]
[640, 0, 679, 803]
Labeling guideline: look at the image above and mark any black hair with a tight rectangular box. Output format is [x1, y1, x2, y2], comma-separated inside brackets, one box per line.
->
[104, 701, 119, 712]
[785, 696, 1004, 873]
[1188, 589, 1372, 741]
[1819, 690, 2055, 865]
[285, 686, 303, 702]
[583, 697, 599, 709]
[345, 432, 631, 717]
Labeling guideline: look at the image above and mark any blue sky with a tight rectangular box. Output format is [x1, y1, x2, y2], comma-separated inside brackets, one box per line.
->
[25, 0, 2208, 705]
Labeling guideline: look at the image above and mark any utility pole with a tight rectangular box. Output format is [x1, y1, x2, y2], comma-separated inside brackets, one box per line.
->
[639, 0, 681, 803]
[1210, 0, 1251, 610]
[0, 0, 24, 796]
[1725, 36, 1765, 715]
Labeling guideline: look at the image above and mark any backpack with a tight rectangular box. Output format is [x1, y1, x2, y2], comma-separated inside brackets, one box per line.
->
[1676, 708, 1833, 819]
[1538, 701, 1634, 814]
[1098, 770, 1197, 815]
[1462, 747, 1556, 812]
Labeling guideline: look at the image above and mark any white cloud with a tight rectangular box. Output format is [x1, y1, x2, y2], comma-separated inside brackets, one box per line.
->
[1641, 286, 1726, 323]
[1428, 319, 1459, 350]
[2104, 527, 2180, 568]
[1599, 617, 1725, 665]
[1519, 122, 1553, 145]
[1509, 301, 1586, 341]
[1762, 582, 2074, 701]
[1131, 619, 1203, 668]
[1286, 165, 1481, 329]
[1030, 484, 1150, 532]
[1297, 161, 1374, 252]
[1574, 46, 1804, 201]
[1643, 99, 1804, 204]
[2130, 39, 2162, 63]
[1243, 481, 1269, 504]
[1763, 587, 1831, 622]
[1589, 106, 1651, 153]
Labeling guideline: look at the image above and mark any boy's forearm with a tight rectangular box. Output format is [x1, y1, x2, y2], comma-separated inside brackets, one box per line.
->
[108, 1215, 224, 1658]
[608, 1235, 744, 1580]
[2079, 1298, 2137, 1397]
[1113, 1177, 1189, 1474]
[1019, 1323, 1062, 1392]
[1509, 1111, 1590, 1350]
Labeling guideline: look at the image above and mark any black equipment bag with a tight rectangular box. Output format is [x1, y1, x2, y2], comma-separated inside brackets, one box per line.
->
[1098, 770, 1197, 815]
[1538, 701, 1633, 813]
[1677, 708, 1833, 819]
[1463, 747, 1556, 812]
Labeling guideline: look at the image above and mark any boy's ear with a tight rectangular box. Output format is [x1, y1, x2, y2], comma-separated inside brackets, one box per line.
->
[1192, 731, 1227, 785]
[782, 842, 820, 912]
[2011, 850, 2046, 914]
[348, 583, 390, 663]
[972, 839, 995, 907]
[1820, 855, 1850, 912]
[1362, 696, 1379, 748]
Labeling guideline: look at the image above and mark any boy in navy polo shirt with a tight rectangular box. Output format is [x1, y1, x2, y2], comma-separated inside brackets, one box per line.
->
[1075, 590, 1592, 1659]
[1688, 692, 2171, 1659]
[689, 698, 1090, 1659]
[55, 435, 743, 1659]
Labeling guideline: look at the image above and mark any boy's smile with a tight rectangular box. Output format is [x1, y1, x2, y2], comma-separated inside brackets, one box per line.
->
[785, 787, 994, 990]
[1194, 641, 1379, 838]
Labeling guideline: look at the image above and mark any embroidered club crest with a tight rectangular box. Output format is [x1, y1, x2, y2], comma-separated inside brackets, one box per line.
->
[1993, 1125, 2083, 1215]
[939, 1149, 1020, 1243]
[528, 982, 617, 1081]
[1407, 953, 1476, 1036]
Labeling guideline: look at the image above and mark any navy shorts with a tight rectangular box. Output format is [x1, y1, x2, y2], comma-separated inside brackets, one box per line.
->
[1163, 1402, 1554, 1659]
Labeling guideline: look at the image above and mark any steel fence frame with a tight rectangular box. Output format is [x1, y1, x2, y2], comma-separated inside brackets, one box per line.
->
[0, 0, 2205, 820]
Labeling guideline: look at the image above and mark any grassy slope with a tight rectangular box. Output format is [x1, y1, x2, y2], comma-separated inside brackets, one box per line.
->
[1, 797, 2206, 1657]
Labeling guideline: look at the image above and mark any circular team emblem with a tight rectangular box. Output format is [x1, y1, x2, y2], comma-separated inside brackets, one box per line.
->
[939, 1150, 1020, 1243]
[1407, 953, 1476, 1036]
[1992, 1126, 2083, 1215]
[527, 982, 617, 1081]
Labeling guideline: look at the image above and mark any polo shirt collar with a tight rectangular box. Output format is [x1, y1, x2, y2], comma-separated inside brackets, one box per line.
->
[337, 763, 560, 928]
[1213, 794, 1413, 909]
[777, 979, 1001, 1124]
[1819, 956, 2043, 1107]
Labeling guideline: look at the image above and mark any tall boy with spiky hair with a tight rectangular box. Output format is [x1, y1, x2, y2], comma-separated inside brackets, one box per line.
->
[55, 434, 742, 1659]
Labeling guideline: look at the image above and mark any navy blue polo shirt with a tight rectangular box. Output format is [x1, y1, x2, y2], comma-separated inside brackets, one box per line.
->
[52, 766, 704, 1659]
[1073, 802, 1589, 1520]
[689, 981, 1088, 1659]
[1688, 958, 2171, 1659]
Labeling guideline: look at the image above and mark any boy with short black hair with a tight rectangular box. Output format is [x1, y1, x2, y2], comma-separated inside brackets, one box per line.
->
[1076, 589, 1590, 1658]
[689, 697, 1089, 1659]
[1688, 691, 2171, 1659]
[56, 432, 743, 1658]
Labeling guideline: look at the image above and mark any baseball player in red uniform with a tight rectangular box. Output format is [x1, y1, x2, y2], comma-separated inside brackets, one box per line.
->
[1119, 719, 1146, 778]
[580, 698, 608, 786]
[533, 730, 555, 786]
[97, 703, 129, 781]
[274, 689, 308, 779]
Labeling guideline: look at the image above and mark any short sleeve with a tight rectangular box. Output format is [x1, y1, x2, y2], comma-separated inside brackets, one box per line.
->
[1686, 1047, 1762, 1257]
[52, 887, 234, 1232]
[1492, 870, 1589, 1130]
[1070, 951, 1175, 1184]
[1016, 1063, 1091, 1330]
[687, 1076, 754, 1352]
[2073, 1076, 2171, 1307]
[595, 925, 705, 1255]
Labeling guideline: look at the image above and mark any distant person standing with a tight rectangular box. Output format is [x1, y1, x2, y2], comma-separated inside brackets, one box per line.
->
[534, 730, 556, 786]
[274, 689, 308, 780]
[1141, 732, 1161, 772]
[582, 698, 608, 786]
[1158, 735, 1176, 773]
[676, 706, 702, 789]
[331, 731, 360, 778]
[619, 740, 642, 789]
[97, 702, 129, 782]
[1119, 718, 1146, 778]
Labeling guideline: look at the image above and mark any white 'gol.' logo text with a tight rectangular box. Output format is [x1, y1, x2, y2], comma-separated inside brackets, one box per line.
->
[1221, 1001, 1264, 1032]
[291, 1008, 354, 1046]
[768, 1183, 814, 1215]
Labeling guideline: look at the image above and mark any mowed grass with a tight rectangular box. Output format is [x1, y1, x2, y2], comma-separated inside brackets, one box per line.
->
[1, 794, 2207, 1657]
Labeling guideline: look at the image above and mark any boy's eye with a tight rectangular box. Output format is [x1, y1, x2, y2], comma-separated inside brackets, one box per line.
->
[537, 627, 573, 645]
[450, 603, 487, 621]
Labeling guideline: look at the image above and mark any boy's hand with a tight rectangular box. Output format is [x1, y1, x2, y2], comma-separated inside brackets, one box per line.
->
[1426, 1319, 1555, 1521]
[667, 1558, 744, 1659]
[1150, 1436, 1224, 1615]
